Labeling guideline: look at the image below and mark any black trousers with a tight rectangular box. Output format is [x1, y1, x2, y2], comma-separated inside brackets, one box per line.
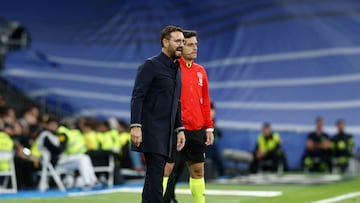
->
[164, 151, 186, 203]
[142, 153, 166, 203]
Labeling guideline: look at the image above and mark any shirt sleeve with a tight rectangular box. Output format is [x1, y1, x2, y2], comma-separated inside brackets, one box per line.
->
[131, 60, 157, 125]
[201, 68, 213, 129]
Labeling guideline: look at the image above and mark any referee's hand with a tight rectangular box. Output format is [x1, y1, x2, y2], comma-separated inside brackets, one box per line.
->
[205, 131, 214, 146]
[130, 127, 142, 147]
[176, 131, 186, 151]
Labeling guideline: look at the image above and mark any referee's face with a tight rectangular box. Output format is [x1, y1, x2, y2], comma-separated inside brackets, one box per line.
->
[182, 36, 198, 61]
[165, 31, 184, 60]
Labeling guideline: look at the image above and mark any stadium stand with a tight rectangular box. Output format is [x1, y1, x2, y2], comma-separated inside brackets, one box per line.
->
[0, 0, 360, 173]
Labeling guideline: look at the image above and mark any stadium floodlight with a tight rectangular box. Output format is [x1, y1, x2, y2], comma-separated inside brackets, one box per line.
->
[0, 17, 30, 70]
[0, 18, 30, 50]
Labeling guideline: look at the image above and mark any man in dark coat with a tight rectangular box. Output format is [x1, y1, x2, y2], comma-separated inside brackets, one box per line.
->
[130, 25, 186, 203]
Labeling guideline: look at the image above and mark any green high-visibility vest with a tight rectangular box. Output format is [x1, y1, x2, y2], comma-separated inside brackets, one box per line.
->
[30, 140, 42, 158]
[65, 129, 86, 155]
[84, 131, 99, 150]
[0, 131, 14, 171]
[57, 126, 86, 155]
[257, 133, 281, 152]
[97, 129, 120, 151]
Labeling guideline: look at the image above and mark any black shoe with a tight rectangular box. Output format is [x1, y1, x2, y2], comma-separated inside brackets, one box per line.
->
[170, 199, 178, 203]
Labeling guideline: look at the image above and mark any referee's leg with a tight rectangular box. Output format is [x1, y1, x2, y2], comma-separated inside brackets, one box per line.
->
[142, 153, 166, 203]
[184, 129, 207, 203]
[188, 161, 206, 203]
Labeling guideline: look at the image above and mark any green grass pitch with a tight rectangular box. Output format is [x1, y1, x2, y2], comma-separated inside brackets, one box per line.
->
[2, 177, 360, 203]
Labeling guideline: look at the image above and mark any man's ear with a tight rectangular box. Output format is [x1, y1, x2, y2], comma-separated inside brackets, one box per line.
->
[162, 38, 169, 48]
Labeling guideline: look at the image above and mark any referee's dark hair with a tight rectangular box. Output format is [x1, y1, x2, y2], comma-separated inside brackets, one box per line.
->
[160, 25, 183, 47]
[210, 101, 215, 110]
[183, 30, 197, 38]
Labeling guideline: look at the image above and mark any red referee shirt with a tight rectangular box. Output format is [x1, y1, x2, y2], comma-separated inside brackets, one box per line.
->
[179, 57, 213, 131]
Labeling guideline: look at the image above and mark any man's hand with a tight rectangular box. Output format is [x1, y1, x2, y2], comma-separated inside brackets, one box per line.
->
[256, 150, 266, 159]
[176, 131, 186, 151]
[130, 127, 142, 147]
[205, 131, 214, 146]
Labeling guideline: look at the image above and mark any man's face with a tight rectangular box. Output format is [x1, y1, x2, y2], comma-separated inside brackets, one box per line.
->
[337, 121, 345, 132]
[262, 126, 271, 136]
[182, 36, 198, 61]
[164, 31, 184, 60]
[48, 121, 58, 132]
[316, 119, 323, 129]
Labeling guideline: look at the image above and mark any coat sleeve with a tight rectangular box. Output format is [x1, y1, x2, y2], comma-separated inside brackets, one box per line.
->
[131, 60, 156, 126]
[174, 99, 184, 131]
[174, 66, 184, 131]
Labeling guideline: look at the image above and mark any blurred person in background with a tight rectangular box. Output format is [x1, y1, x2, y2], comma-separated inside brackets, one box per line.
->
[0, 106, 22, 136]
[331, 119, 354, 173]
[14, 123, 42, 189]
[18, 106, 40, 136]
[58, 118, 87, 157]
[0, 107, 41, 189]
[250, 123, 287, 173]
[96, 120, 120, 152]
[35, 117, 98, 189]
[205, 102, 225, 177]
[302, 117, 332, 172]
[33, 116, 66, 190]
[79, 117, 99, 151]
[0, 119, 15, 175]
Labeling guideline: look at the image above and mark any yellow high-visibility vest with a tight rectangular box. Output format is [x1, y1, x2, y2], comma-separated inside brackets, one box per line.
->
[257, 133, 281, 152]
[57, 126, 86, 155]
[0, 131, 14, 171]
[64, 129, 86, 155]
[97, 129, 120, 151]
[119, 131, 131, 148]
[84, 131, 99, 150]
[30, 140, 42, 158]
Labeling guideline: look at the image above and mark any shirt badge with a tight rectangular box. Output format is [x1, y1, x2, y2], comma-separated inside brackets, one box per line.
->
[197, 72, 203, 86]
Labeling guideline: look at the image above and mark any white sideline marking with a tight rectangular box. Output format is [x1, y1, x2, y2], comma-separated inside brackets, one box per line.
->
[68, 187, 282, 198]
[312, 192, 360, 203]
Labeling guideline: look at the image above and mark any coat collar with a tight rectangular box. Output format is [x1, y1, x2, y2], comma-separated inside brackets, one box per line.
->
[158, 52, 179, 68]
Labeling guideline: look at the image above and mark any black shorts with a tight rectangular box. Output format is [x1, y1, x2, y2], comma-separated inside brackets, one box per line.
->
[167, 140, 181, 163]
[181, 129, 206, 163]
